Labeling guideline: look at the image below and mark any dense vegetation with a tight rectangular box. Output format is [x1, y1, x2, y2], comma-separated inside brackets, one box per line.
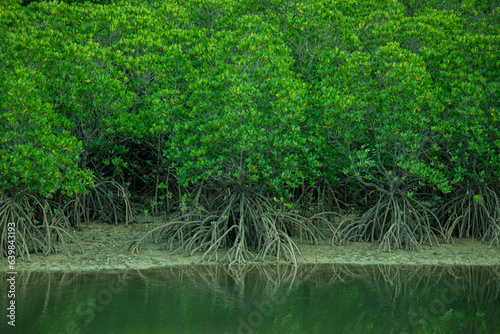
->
[1, 0, 499, 263]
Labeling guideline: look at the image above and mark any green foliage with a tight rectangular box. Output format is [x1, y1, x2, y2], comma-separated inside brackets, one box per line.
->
[166, 14, 322, 197]
[0, 64, 92, 197]
[21, 0, 117, 5]
[321, 41, 449, 193]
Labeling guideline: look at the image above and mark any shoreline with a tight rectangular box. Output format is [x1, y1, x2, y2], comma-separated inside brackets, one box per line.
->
[3, 222, 500, 272]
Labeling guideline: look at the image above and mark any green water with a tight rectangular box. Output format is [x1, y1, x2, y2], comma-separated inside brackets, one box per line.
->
[1, 265, 500, 334]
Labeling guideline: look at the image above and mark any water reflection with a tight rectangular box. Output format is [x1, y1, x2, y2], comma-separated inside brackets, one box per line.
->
[1, 264, 499, 333]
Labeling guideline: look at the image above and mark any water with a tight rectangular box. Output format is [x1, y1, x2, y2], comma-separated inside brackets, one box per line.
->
[1, 265, 499, 334]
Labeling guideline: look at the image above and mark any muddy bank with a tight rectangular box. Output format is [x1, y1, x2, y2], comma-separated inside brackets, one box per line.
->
[3, 221, 500, 272]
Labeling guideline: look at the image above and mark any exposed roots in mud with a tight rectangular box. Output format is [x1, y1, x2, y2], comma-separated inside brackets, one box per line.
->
[336, 193, 442, 252]
[128, 189, 322, 266]
[292, 184, 347, 245]
[78, 177, 134, 226]
[0, 193, 82, 260]
[439, 185, 500, 246]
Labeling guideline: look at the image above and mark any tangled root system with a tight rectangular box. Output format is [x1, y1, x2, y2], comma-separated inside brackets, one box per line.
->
[129, 188, 322, 266]
[336, 193, 442, 252]
[81, 177, 134, 226]
[440, 185, 500, 246]
[0, 192, 81, 260]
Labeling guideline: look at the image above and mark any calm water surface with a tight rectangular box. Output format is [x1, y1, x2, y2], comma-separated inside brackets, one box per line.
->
[1, 264, 499, 334]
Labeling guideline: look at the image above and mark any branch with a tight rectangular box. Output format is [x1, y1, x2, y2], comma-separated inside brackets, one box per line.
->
[357, 176, 390, 196]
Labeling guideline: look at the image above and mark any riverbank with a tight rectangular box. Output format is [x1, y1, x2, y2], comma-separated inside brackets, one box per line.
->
[4, 220, 500, 272]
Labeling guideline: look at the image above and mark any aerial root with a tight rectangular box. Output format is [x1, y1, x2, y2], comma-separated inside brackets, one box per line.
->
[440, 185, 500, 246]
[0, 193, 81, 260]
[336, 193, 441, 251]
[128, 190, 321, 266]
